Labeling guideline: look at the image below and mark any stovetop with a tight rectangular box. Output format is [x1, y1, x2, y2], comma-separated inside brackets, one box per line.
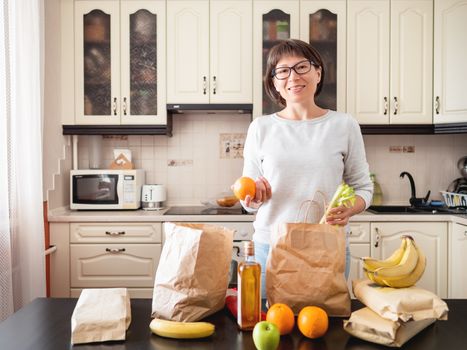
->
[164, 206, 251, 216]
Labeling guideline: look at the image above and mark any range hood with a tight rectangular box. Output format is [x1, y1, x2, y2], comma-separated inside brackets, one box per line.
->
[167, 104, 253, 115]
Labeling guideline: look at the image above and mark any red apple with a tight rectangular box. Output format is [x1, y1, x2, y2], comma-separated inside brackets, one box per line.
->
[252, 321, 280, 350]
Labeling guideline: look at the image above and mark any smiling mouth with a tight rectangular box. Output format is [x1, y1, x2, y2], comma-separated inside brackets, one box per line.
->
[288, 85, 306, 91]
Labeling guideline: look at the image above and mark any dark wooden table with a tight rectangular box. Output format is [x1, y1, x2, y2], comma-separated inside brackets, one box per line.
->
[0, 298, 465, 350]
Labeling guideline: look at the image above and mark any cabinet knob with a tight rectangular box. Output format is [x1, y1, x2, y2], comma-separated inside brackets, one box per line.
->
[105, 231, 126, 236]
[383, 97, 388, 115]
[393, 96, 398, 115]
[106, 248, 126, 253]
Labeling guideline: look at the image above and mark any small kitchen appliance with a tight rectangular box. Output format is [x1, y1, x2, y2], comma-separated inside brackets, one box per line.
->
[141, 184, 166, 210]
[70, 169, 144, 210]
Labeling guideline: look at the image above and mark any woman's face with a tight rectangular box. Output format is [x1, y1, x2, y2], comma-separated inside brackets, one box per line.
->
[272, 55, 321, 106]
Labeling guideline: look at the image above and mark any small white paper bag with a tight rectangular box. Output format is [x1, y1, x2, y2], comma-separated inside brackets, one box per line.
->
[71, 288, 131, 344]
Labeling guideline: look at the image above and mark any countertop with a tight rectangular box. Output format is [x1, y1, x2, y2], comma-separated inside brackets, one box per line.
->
[0, 298, 465, 350]
[48, 207, 467, 225]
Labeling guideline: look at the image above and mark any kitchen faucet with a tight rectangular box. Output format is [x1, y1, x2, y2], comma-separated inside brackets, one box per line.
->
[400, 171, 431, 207]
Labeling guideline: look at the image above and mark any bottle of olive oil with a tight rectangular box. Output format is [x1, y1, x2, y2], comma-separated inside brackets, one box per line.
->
[370, 173, 383, 205]
[237, 240, 261, 330]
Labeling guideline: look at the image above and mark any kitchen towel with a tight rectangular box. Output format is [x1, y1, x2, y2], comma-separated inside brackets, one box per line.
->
[71, 288, 131, 344]
[152, 222, 233, 322]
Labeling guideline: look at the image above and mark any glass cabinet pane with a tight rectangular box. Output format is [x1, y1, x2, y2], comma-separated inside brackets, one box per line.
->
[262, 10, 290, 115]
[309, 10, 337, 110]
[83, 10, 111, 116]
[130, 10, 157, 116]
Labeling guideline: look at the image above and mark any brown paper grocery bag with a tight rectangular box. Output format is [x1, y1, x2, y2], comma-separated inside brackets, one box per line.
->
[343, 307, 435, 347]
[71, 288, 131, 345]
[266, 201, 350, 316]
[152, 222, 234, 322]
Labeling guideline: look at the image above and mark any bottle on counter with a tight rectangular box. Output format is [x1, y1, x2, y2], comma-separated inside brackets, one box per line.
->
[370, 173, 383, 205]
[237, 240, 261, 330]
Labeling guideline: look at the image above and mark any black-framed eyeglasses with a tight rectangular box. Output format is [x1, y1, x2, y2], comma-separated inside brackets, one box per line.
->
[271, 59, 317, 80]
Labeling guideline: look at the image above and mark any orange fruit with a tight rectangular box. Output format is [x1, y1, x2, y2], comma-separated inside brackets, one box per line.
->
[233, 176, 256, 200]
[266, 303, 295, 335]
[297, 306, 328, 339]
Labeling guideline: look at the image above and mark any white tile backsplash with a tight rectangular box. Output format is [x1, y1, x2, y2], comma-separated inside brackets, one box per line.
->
[77, 116, 467, 206]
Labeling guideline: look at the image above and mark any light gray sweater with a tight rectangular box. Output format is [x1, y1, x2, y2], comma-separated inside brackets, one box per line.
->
[242, 110, 373, 244]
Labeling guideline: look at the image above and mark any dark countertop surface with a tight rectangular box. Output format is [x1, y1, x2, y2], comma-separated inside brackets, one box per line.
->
[0, 298, 465, 350]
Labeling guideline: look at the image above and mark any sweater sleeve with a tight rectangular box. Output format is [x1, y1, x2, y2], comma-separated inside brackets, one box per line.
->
[343, 116, 373, 209]
[240, 119, 263, 212]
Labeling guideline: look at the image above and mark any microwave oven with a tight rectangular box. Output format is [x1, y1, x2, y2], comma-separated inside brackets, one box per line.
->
[70, 169, 145, 210]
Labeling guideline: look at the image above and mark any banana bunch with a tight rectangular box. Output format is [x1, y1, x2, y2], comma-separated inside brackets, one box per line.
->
[362, 235, 426, 288]
[149, 318, 215, 339]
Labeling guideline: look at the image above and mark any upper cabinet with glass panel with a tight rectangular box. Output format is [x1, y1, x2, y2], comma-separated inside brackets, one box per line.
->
[73, 0, 166, 126]
[253, 1, 299, 117]
[300, 1, 346, 112]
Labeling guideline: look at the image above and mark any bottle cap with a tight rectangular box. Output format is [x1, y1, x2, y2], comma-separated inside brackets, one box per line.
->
[243, 240, 255, 257]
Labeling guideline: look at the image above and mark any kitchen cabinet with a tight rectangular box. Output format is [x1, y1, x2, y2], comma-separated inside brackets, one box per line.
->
[448, 222, 467, 298]
[253, 0, 299, 116]
[433, 0, 467, 124]
[166, 0, 252, 104]
[348, 222, 371, 298]
[72, 0, 166, 125]
[50, 222, 162, 298]
[370, 222, 448, 297]
[347, 0, 433, 125]
[300, 0, 346, 112]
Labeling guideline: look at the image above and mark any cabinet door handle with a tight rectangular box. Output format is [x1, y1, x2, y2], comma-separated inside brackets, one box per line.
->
[349, 230, 353, 236]
[383, 97, 388, 115]
[105, 231, 126, 236]
[113, 97, 117, 115]
[393, 96, 398, 115]
[106, 248, 126, 253]
[435, 96, 440, 114]
[374, 227, 380, 248]
[213, 76, 217, 95]
[464, 230, 467, 237]
[233, 246, 241, 257]
[123, 97, 127, 116]
[203, 76, 207, 95]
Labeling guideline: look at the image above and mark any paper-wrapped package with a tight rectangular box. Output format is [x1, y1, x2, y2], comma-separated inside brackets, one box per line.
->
[352, 279, 448, 322]
[343, 307, 435, 347]
[152, 222, 233, 322]
[266, 221, 350, 316]
[71, 288, 131, 345]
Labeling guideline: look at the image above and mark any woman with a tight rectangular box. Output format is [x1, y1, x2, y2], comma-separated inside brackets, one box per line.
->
[241, 39, 373, 297]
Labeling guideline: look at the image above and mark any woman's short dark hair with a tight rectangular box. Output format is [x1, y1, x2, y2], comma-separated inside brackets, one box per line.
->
[264, 39, 325, 108]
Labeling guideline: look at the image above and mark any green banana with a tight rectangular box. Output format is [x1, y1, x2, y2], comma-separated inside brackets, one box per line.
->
[149, 318, 215, 339]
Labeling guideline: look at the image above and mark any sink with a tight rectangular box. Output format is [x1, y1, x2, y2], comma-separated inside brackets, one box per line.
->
[367, 205, 451, 214]
[367, 205, 417, 214]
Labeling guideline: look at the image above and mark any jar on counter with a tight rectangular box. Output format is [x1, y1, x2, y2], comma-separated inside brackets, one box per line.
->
[370, 173, 383, 205]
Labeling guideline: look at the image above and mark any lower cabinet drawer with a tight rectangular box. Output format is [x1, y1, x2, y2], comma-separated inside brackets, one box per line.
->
[70, 244, 161, 288]
[71, 288, 154, 299]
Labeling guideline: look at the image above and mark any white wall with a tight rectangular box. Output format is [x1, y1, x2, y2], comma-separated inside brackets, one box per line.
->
[76, 115, 467, 206]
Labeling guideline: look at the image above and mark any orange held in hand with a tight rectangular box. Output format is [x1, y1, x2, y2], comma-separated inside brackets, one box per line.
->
[233, 176, 256, 201]
[266, 303, 295, 335]
[297, 306, 328, 339]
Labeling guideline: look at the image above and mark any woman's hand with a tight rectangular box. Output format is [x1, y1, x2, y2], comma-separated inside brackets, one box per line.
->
[244, 176, 272, 208]
[325, 205, 353, 226]
[325, 195, 366, 226]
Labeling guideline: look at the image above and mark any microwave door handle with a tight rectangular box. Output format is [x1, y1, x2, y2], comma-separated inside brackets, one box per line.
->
[116, 175, 123, 205]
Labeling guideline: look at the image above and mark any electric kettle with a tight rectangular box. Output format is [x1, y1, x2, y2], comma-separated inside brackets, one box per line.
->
[141, 184, 166, 210]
